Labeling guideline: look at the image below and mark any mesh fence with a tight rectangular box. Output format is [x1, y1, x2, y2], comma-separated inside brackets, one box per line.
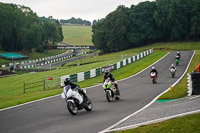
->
[44, 75, 60, 90]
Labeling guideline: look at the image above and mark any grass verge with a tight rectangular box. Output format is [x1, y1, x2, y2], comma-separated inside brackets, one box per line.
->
[115, 112, 200, 133]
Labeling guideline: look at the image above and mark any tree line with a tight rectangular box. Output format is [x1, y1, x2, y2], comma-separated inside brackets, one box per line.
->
[92, 0, 200, 53]
[60, 17, 91, 26]
[0, 3, 63, 54]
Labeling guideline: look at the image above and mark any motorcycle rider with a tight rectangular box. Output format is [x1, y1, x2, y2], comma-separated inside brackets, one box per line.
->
[177, 50, 180, 55]
[103, 69, 120, 95]
[150, 67, 158, 77]
[175, 55, 180, 60]
[169, 64, 176, 71]
[64, 78, 89, 103]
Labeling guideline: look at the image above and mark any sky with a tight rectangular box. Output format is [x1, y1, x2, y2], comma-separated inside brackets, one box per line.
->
[0, 0, 154, 22]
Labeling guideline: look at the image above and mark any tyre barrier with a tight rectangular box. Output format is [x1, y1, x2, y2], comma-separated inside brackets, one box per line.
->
[187, 72, 200, 96]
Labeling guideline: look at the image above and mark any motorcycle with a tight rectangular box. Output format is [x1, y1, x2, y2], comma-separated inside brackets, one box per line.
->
[175, 58, 179, 66]
[169, 68, 176, 78]
[102, 79, 120, 102]
[150, 72, 157, 84]
[61, 86, 93, 115]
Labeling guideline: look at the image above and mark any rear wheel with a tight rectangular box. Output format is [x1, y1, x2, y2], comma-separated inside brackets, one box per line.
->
[106, 91, 112, 102]
[67, 101, 78, 115]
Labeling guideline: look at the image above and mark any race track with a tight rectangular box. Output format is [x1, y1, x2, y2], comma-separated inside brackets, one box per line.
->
[0, 51, 194, 133]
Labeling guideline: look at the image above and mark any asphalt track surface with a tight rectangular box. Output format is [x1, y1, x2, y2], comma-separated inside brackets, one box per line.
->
[0, 51, 193, 133]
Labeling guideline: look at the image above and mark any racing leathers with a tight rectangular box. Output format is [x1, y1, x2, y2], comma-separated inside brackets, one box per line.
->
[103, 73, 120, 95]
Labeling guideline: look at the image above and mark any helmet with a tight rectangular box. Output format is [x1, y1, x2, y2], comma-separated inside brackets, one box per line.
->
[171, 64, 174, 67]
[152, 67, 155, 70]
[105, 69, 110, 76]
[64, 78, 71, 86]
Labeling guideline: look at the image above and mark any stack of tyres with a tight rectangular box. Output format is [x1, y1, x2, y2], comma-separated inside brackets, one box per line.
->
[191, 72, 200, 95]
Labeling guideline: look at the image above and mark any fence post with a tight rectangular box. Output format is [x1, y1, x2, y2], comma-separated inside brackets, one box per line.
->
[44, 79, 45, 91]
[24, 82, 26, 93]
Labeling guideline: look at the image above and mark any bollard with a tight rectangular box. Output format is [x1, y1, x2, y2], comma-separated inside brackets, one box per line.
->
[170, 85, 173, 92]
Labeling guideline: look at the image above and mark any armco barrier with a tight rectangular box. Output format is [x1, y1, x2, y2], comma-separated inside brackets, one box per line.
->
[187, 72, 200, 96]
[60, 49, 153, 86]
[0, 50, 87, 69]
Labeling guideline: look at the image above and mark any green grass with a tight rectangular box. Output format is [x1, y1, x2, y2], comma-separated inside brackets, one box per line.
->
[115, 112, 200, 133]
[158, 50, 200, 100]
[62, 25, 93, 46]
[145, 42, 200, 50]
[0, 48, 166, 109]
[63, 48, 146, 68]
[1, 42, 200, 109]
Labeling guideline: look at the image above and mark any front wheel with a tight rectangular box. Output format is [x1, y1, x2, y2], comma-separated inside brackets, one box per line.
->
[115, 95, 120, 100]
[171, 72, 175, 78]
[84, 99, 93, 111]
[106, 90, 112, 102]
[152, 79, 155, 84]
[67, 101, 78, 115]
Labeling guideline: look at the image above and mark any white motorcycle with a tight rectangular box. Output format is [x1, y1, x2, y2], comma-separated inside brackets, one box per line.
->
[61, 86, 93, 115]
[169, 68, 176, 78]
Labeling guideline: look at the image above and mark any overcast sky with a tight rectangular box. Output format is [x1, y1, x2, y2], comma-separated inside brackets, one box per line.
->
[0, 0, 154, 22]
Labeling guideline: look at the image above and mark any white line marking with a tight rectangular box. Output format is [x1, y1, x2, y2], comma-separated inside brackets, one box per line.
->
[108, 109, 200, 132]
[99, 51, 195, 133]
[189, 95, 200, 100]
[0, 95, 60, 112]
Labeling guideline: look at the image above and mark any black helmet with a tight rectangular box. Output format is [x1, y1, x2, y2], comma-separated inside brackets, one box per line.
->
[105, 69, 110, 76]
[64, 78, 71, 86]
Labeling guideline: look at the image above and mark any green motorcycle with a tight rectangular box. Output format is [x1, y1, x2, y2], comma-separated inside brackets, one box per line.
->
[102, 79, 120, 102]
[175, 59, 179, 66]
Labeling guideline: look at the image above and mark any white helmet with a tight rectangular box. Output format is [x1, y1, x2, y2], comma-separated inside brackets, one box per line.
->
[152, 67, 155, 69]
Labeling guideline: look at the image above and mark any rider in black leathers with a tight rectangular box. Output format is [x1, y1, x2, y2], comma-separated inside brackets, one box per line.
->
[103, 70, 120, 95]
[176, 50, 181, 60]
[64, 78, 89, 102]
[150, 67, 158, 77]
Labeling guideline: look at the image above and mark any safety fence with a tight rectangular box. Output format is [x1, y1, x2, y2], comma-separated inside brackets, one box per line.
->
[187, 72, 200, 96]
[60, 49, 153, 87]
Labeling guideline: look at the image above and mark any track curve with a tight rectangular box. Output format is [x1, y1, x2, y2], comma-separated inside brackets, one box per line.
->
[0, 51, 194, 133]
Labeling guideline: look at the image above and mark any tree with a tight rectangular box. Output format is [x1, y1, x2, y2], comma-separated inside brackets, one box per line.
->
[189, 0, 200, 40]
[0, 3, 64, 54]
[128, 1, 157, 47]
[92, 5, 131, 53]
[42, 20, 62, 47]
[154, 0, 189, 41]
[92, 19, 107, 52]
